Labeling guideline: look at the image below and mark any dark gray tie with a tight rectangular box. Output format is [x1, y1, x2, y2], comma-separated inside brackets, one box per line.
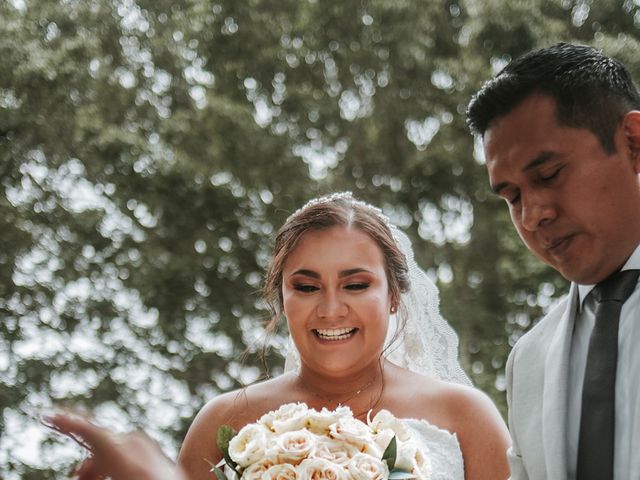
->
[576, 269, 640, 480]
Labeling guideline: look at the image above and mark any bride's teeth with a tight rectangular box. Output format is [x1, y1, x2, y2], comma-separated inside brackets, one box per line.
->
[315, 328, 356, 340]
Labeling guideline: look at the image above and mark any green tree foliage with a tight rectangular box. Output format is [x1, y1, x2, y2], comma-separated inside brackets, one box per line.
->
[1, 0, 639, 477]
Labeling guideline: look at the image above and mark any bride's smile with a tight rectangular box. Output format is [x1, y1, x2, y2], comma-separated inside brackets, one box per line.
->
[313, 327, 358, 341]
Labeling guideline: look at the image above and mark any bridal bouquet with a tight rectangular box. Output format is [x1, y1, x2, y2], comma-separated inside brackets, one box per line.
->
[213, 402, 431, 480]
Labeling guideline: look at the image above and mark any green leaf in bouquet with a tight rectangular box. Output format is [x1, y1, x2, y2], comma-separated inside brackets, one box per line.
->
[388, 469, 418, 479]
[216, 425, 237, 453]
[216, 425, 240, 474]
[382, 435, 397, 470]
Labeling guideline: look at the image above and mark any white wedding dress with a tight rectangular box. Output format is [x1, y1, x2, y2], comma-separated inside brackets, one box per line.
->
[403, 419, 465, 480]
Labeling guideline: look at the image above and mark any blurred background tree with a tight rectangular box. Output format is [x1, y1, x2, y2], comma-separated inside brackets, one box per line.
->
[1, 0, 639, 477]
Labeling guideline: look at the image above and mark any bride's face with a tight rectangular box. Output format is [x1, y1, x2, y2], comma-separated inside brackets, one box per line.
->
[281, 225, 392, 376]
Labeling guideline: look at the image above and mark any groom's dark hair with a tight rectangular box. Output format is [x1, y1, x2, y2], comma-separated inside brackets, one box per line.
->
[466, 42, 640, 153]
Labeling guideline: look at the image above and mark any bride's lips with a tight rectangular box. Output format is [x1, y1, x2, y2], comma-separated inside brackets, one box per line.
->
[313, 327, 358, 341]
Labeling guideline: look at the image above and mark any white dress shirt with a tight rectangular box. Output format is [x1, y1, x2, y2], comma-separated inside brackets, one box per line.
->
[566, 244, 640, 480]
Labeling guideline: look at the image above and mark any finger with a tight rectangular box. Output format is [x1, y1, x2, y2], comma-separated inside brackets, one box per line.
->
[42, 413, 112, 453]
[41, 408, 91, 434]
[42, 420, 92, 453]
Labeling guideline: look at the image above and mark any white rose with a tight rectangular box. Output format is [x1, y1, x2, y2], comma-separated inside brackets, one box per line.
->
[313, 436, 360, 466]
[238, 457, 276, 480]
[346, 452, 390, 480]
[395, 439, 417, 471]
[333, 405, 355, 419]
[395, 440, 432, 480]
[258, 403, 310, 434]
[306, 406, 352, 434]
[361, 436, 383, 459]
[228, 424, 271, 467]
[371, 427, 395, 454]
[369, 409, 410, 442]
[270, 429, 316, 464]
[329, 417, 374, 449]
[297, 457, 348, 480]
[260, 463, 298, 480]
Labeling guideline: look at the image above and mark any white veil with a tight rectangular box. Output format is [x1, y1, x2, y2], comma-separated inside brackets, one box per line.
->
[283, 193, 471, 386]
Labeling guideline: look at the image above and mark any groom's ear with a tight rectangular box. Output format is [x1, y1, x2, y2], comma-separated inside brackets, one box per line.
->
[622, 110, 640, 171]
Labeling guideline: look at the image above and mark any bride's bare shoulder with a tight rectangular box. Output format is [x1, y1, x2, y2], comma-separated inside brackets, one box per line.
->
[194, 374, 295, 430]
[177, 374, 295, 479]
[409, 372, 498, 423]
[386, 365, 500, 428]
[388, 368, 510, 474]
[427, 379, 511, 478]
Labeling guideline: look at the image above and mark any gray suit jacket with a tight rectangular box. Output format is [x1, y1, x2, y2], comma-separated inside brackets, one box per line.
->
[506, 284, 578, 480]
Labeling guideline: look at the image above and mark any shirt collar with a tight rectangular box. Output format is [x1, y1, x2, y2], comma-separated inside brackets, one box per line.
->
[577, 243, 640, 311]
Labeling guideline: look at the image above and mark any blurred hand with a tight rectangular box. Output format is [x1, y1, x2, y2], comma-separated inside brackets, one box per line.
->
[43, 413, 186, 480]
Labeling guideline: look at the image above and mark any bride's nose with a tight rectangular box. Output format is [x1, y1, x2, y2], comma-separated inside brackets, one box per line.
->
[316, 290, 348, 318]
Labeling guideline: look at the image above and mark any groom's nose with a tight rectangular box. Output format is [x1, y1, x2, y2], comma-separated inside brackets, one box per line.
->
[519, 191, 556, 231]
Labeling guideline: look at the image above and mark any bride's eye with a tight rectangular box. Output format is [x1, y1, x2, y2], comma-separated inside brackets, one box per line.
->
[293, 284, 319, 293]
[345, 282, 369, 291]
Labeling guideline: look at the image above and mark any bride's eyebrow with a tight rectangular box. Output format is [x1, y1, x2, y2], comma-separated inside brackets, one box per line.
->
[289, 267, 373, 279]
[290, 269, 320, 278]
[338, 268, 373, 278]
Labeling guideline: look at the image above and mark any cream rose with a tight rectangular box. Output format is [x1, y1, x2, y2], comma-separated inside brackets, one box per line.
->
[369, 409, 410, 441]
[329, 417, 374, 449]
[297, 457, 348, 480]
[270, 429, 316, 464]
[258, 402, 310, 434]
[237, 457, 276, 480]
[228, 423, 271, 467]
[306, 406, 352, 434]
[361, 436, 383, 458]
[313, 436, 360, 466]
[395, 439, 432, 480]
[260, 463, 298, 480]
[346, 452, 390, 480]
[371, 427, 395, 454]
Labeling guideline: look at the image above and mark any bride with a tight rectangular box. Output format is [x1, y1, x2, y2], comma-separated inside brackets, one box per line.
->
[46, 193, 510, 479]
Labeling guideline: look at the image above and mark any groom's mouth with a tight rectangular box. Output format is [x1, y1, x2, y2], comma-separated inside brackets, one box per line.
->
[544, 234, 575, 256]
[313, 327, 358, 341]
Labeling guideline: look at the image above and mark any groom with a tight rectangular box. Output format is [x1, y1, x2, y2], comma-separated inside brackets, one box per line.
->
[467, 43, 640, 479]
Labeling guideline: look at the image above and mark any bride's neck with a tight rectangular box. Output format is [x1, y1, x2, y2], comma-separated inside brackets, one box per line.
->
[294, 360, 385, 406]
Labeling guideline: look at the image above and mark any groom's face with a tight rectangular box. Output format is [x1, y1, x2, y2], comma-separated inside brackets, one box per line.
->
[483, 93, 640, 285]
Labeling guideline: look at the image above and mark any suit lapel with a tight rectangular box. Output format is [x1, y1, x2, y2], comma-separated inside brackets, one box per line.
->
[630, 339, 640, 479]
[631, 399, 640, 479]
[541, 283, 578, 480]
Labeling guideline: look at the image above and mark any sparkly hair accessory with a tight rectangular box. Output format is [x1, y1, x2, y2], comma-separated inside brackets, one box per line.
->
[286, 191, 391, 225]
